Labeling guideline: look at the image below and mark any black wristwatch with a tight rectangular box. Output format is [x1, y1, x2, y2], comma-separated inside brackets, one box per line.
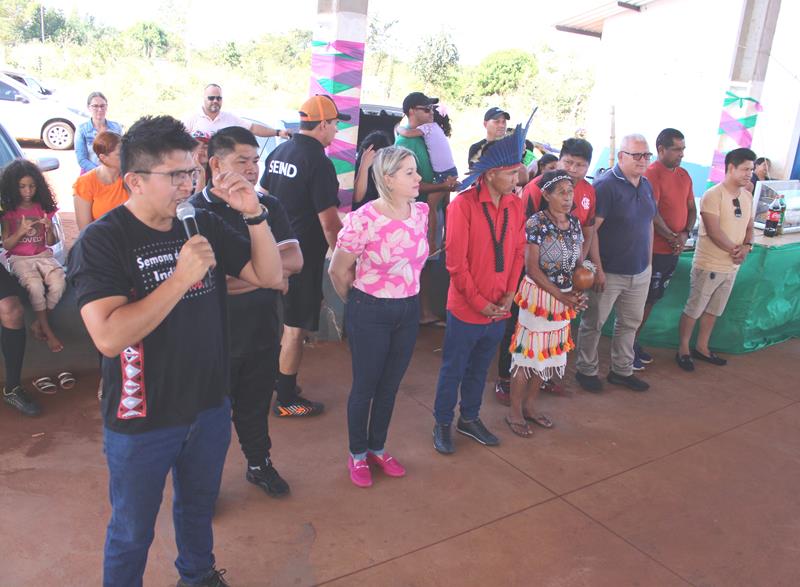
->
[243, 204, 269, 225]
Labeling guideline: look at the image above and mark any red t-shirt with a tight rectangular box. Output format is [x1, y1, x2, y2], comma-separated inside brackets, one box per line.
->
[445, 182, 526, 324]
[520, 176, 596, 226]
[644, 161, 694, 255]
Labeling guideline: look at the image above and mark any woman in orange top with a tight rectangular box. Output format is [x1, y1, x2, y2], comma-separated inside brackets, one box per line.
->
[73, 131, 127, 231]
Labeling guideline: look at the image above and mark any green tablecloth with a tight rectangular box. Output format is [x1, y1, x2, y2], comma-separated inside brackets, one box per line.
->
[611, 242, 800, 354]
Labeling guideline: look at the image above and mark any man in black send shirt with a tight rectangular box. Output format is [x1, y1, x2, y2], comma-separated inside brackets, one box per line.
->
[259, 94, 346, 417]
[191, 126, 302, 497]
[68, 116, 283, 587]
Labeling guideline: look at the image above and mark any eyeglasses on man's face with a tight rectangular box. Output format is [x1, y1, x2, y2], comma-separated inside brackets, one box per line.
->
[133, 168, 201, 186]
[206, 96, 223, 102]
[622, 151, 653, 161]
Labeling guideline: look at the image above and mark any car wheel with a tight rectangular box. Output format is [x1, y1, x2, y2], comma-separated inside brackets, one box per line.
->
[42, 121, 74, 150]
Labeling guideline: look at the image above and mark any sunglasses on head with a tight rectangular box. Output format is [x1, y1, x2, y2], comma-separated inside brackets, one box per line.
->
[732, 197, 742, 218]
[206, 96, 222, 101]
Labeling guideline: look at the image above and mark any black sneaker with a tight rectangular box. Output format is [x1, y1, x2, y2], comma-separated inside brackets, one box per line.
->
[433, 423, 455, 454]
[176, 568, 230, 587]
[2, 386, 41, 416]
[607, 371, 649, 392]
[456, 417, 499, 446]
[246, 462, 290, 497]
[272, 397, 324, 417]
[575, 372, 603, 393]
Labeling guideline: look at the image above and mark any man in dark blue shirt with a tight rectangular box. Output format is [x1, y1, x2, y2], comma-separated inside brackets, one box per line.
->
[575, 134, 657, 393]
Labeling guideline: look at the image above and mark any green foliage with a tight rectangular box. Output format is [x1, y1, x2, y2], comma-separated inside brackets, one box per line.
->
[126, 21, 170, 59]
[221, 42, 242, 69]
[411, 32, 459, 92]
[474, 50, 538, 97]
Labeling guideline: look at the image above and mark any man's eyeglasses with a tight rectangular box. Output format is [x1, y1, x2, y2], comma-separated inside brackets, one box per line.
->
[732, 197, 742, 218]
[133, 168, 201, 185]
[206, 96, 223, 102]
[413, 105, 434, 113]
[622, 151, 653, 161]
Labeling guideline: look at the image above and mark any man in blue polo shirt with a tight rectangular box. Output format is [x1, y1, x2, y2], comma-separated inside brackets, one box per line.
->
[575, 134, 656, 393]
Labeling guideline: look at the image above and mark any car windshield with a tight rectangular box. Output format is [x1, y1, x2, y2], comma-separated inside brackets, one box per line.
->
[25, 76, 47, 94]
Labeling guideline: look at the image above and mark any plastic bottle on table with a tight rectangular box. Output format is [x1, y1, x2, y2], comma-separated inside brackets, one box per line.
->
[777, 195, 786, 235]
[763, 198, 781, 237]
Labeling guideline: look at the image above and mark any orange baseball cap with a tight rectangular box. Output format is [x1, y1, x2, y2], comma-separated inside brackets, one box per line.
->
[299, 94, 351, 122]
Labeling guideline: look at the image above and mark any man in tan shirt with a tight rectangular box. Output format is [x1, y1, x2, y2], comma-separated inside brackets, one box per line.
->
[676, 148, 755, 371]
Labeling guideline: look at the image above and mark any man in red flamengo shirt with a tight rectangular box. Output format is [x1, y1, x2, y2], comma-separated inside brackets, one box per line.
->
[432, 124, 528, 455]
[635, 128, 696, 369]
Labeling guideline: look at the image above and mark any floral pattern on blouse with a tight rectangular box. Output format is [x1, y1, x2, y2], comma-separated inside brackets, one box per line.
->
[337, 201, 429, 298]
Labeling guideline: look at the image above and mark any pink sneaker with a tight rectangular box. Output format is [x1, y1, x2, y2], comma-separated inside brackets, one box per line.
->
[348, 456, 372, 488]
[367, 452, 406, 477]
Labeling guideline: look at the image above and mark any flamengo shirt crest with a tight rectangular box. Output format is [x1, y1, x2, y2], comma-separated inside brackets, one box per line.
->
[68, 205, 250, 433]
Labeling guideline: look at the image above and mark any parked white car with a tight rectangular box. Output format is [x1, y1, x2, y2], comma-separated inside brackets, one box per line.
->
[2, 70, 54, 96]
[0, 72, 88, 150]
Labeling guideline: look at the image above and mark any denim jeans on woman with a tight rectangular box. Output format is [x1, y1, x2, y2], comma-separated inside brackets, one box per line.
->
[345, 287, 420, 456]
[102, 397, 231, 587]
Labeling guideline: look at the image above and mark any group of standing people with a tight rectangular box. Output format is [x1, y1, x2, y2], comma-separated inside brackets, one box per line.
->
[0, 82, 765, 587]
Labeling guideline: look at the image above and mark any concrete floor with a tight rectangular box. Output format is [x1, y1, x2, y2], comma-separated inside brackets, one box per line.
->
[2, 328, 799, 586]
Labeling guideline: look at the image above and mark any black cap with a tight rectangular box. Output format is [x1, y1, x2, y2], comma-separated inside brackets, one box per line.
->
[402, 92, 439, 114]
[484, 107, 510, 121]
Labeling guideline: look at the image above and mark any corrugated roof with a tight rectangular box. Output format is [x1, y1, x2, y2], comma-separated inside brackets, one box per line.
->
[555, 0, 660, 38]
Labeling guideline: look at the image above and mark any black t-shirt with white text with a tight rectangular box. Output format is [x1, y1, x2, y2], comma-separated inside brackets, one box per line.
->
[259, 133, 339, 262]
[190, 186, 297, 357]
[68, 205, 250, 434]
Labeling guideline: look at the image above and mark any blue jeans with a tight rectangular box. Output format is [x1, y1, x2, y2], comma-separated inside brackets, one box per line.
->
[103, 398, 232, 587]
[345, 288, 420, 455]
[434, 312, 506, 425]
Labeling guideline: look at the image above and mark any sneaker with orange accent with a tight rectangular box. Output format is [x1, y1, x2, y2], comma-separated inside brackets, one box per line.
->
[272, 397, 325, 417]
[494, 379, 510, 406]
[367, 452, 406, 477]
[348, 456, 372, 488]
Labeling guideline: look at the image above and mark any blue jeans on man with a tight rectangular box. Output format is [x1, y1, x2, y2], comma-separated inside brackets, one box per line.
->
[434, 311, 507, 425]
[345, 288, 420, 457]
[102, 398, 231, 587]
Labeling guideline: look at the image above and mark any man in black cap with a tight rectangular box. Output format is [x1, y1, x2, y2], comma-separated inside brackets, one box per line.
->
[468, 107, 510, 169]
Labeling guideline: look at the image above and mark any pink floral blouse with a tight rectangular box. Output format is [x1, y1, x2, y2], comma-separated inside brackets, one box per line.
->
[336, 201, 429, 298]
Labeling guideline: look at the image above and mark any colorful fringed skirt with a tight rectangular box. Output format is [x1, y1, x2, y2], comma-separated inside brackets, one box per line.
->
[509, 275, 576, 381]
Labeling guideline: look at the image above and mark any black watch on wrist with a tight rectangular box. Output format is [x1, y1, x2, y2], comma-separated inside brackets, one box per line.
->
[243, 203, 269, 225]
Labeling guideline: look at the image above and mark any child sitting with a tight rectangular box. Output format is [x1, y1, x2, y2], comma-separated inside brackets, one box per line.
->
[1, 159, 66, 352]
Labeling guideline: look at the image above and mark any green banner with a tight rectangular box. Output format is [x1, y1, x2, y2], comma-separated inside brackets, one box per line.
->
[600, 242, 800, 354]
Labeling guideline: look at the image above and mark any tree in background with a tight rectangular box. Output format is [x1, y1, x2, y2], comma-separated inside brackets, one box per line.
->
[127, 22, 170, 59]
[411, 31, 459, 94]
[473, 49, 538, 98]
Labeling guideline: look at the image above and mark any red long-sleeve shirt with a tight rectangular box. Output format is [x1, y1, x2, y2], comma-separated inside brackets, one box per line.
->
[445, 182, 526, 324]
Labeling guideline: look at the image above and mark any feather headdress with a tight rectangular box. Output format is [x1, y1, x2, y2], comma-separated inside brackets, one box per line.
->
[458, 107, 538, 191]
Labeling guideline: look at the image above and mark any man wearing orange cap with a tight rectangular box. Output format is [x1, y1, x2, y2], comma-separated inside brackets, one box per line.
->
[259, 95, 348, 418]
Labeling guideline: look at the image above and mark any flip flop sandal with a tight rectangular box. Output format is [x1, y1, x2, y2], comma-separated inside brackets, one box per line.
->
[32, 376, 58, 395]
[57, 372, 77, 390]
[505, 416, 533, 438]
[524, 412, 554, 429]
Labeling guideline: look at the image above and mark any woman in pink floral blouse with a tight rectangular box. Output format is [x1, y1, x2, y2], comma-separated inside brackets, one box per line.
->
[329, 146, 429, 488]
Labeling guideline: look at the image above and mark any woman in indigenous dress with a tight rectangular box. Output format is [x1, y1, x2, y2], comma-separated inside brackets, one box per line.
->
[506, 170, 588, 437]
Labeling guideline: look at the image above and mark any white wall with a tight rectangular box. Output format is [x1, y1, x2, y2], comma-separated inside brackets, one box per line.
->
[585, 0, 746, 179]
[750, 0, 800, 179]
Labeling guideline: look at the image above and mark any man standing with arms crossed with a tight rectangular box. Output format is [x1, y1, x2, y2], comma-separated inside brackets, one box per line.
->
[260, 95, 346, 417]
[191, 126, 303, 497]
[69, 115, 283, 586]
[635, 128, 696, 369]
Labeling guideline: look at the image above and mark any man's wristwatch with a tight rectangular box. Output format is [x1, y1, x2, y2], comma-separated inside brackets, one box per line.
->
[243, 204, 269, 225]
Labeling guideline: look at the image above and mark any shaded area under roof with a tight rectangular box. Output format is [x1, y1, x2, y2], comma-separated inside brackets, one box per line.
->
[554, 0, 659, 38]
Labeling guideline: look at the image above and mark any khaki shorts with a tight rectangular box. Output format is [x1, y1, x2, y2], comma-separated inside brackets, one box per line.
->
[683, 267, 736, 319]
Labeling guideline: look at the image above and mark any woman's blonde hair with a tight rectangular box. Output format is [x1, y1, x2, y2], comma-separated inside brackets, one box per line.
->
[371, 146, 416, 205]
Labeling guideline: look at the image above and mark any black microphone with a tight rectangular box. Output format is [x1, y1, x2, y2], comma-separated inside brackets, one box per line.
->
[176, 201, 212, 289]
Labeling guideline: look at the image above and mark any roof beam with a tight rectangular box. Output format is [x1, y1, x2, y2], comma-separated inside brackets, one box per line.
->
[555, 25, 603, 38]
[617, 1, 642, 11]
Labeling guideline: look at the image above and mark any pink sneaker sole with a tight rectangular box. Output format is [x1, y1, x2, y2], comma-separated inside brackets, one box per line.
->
[348, 456, 372, 488]
[367, 452, 406, 477]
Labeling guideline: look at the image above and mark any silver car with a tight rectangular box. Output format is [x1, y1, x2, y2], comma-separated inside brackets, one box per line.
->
[0, 72, 88, 150]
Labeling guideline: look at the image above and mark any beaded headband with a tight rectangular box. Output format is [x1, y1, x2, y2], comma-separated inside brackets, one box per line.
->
[540, 173, 572, 192]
